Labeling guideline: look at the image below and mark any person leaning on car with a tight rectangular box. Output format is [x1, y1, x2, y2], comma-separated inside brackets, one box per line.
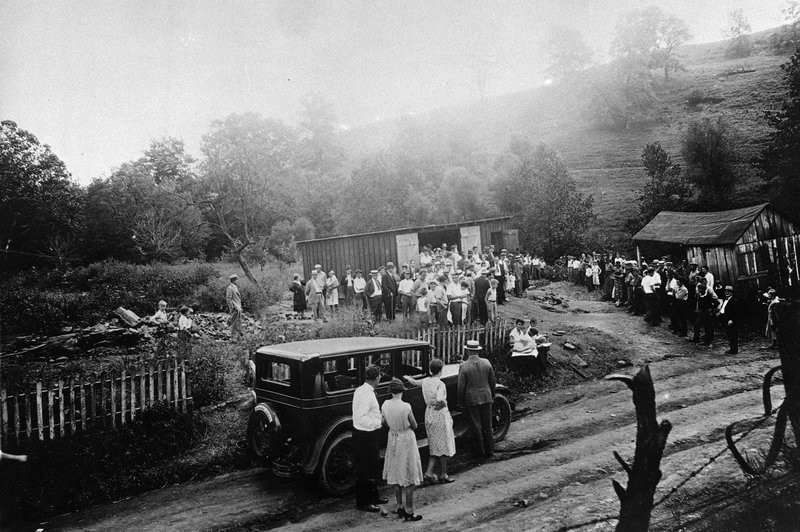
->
[351, 365, 389, 512]
[457, 340, 496, 458]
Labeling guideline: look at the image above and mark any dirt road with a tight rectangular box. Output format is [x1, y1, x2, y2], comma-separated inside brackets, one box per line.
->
[43, 282, 786, 531]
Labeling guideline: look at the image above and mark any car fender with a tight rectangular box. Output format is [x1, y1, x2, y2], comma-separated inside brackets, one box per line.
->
[254, 402, 282, 433]
[301, 415, 352, 475]
[495, 384, 515, 411]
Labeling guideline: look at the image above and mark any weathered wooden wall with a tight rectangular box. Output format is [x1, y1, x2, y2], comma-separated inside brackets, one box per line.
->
[684, 245, 739, 287]
[297, 217, 513, 281]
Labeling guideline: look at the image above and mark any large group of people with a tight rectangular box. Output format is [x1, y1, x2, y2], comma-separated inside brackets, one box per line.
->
[561, 252, 782, 354]
[352, 340, 496, 520]
[293, 244, 548, 326]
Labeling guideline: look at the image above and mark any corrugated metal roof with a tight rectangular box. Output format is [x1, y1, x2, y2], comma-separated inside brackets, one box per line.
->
[632, 203, 770, 246]
[296, 216, 512, 244]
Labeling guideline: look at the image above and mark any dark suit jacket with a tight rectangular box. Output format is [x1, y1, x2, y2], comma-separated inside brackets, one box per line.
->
[381, 273, 397, 298]
[364, 278, 382, 298]
[720, 296, 741, 323]
[458, 355, 496, 406]
[474, 276, 490, 301]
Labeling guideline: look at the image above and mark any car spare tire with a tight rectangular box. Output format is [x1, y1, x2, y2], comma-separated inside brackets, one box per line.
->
[246, 409, 274, 461]
[318, 430, 357, 496]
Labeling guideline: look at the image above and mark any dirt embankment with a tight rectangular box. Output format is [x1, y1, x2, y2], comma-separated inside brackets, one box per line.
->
[44, 282, 790, 532]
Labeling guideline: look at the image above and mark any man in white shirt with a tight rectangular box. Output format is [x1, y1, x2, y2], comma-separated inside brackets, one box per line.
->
[352, 365, 387, 512]
[398, 270, 415, 319]
[353, 270, 367, 311]
[641, 268, 662, 325]
[701, 266, 714, 290]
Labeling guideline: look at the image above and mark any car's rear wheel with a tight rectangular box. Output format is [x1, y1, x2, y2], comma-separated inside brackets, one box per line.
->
[492, 394, 512, 443]
[318, 431, 357, 496]
[247, 410, 273, 460]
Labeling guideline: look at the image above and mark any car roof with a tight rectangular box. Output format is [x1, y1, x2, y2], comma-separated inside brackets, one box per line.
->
[256, 336, 430, 361]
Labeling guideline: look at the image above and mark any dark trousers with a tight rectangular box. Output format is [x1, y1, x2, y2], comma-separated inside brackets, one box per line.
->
[497, 277, 506, 304]
[400, 294, 413, 318]
[382, 295, 395, 320]
[693, 309, 714, 345]
[726, 320, 739, 353]
[477, 299, 488, 324]
[465, 402, 493, 457]
[437, 303, 448, 328]
[450, 302, 462, 326]
[352, 428, 380, 508]
[357, 292, 368, 311]
[369, 296, 382, 321]
[675, 299, 688, 336]
[645, 293, 661, 324]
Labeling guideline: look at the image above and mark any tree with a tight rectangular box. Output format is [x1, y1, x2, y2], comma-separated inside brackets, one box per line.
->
[542, 24, 592, 80]
[437, 167, 489, 222]
[652, 14, 692, 81]
[627, 142, 692, 233]
[681, 116, 740, 209]
[0, 120, 84, 269]
[724, 9, 753, 57]
[586, 58, 657, 129]
[758, 48, 800, 221]
[197, 113, 297, 285]
[267, 217, 315, 263]
[492, 140, 594, 261]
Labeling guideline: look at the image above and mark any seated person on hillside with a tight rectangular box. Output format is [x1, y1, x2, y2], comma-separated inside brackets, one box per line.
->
[151, 300, 169, 323]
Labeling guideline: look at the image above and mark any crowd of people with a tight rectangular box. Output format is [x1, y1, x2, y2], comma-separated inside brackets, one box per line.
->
[292, 243, 548, 326]
[352, 340, 496, 520]
[560, 252, 783, 354]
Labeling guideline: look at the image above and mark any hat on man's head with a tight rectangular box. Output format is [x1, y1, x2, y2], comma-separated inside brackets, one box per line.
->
[345, 265, 352, 270]
[724, 285, 734, 291]
[480, 267, 489, 275]
[386, 262, 395, 268]
[229, 274, 238, 280]
[314, 264, 322, 269]
[355, 269, 363, 274]
[464, 340, 482, 351]
[370, 269, 379, 275]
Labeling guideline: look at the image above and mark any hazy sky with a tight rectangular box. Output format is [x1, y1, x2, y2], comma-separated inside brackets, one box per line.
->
[0, 0, 786, 183]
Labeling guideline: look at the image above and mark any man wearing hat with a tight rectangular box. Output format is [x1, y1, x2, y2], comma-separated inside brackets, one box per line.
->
[382, 263, 398, 320]
[718, 285, 741, 354]
[474, 267, 491, 324]
[352, 365, 388, 512]
[457, 340, 496, 458]
[306, 264, 327, 322]
[364, 270, 384, 322]
[226, 274, 242, 342]
[342, 265, 355, 307]
[496, 251, 508, 306]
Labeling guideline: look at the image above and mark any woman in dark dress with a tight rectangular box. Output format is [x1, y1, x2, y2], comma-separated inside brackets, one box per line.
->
[290, 274, 306, 317]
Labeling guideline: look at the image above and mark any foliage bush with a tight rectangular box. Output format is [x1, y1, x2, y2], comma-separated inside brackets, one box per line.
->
[0, 404, 205, 524]
[188, 341, 244, 407]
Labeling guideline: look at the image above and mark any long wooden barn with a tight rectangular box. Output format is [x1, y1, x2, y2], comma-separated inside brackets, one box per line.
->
[296, 217, 516, 281]
[633, 203, 800, 294]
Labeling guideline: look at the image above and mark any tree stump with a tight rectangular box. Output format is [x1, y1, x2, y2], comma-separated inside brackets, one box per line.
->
[606, 365, 672, 532]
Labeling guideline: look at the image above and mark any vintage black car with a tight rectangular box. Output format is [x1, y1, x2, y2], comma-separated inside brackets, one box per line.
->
[246, 336, 514, 495]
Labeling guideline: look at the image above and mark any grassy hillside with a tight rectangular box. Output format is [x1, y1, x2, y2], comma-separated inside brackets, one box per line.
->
[340, 25, 796, 247]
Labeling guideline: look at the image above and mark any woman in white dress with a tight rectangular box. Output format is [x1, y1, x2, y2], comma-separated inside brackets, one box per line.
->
[382, 378, 424, 521]
[404, 358, 456, 484]
[325, 270, 339, 311]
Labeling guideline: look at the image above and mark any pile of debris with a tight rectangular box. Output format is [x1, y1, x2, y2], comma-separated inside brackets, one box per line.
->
[3, 306, 264, 364]
[526, 288, 570, 313]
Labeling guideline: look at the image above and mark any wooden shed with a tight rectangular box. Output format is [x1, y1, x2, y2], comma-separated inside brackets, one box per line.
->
[296, 217, 515, 280]
[632, 203, 800, 292]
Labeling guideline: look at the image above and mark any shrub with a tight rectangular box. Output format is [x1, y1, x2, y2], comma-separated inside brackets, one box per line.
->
[0, 404, 205, 523]
[187, 342, 244, 407]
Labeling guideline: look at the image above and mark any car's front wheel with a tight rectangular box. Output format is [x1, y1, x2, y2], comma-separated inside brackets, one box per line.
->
[318, 431, 357, 496]
[492, 394, 512, 442]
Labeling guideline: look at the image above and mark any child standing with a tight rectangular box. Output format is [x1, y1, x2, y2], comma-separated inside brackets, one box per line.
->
[177, 306, 195, 356]
[382, 378, 424, 521]
[416, 286, 430, 326]
[487, 279, 498, 321]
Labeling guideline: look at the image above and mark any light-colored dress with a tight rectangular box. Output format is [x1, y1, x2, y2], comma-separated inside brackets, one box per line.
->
[381, 399, 423, 487]
[422, 377, 456, 457]
[326, 276, 339, 306]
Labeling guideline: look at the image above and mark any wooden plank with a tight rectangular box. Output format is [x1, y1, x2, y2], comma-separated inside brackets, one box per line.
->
[48, 384, 55, 440]
[130, 367, 136, 421]
[99, 371, 106, 428]
[148, 363, 154, 408]
[89, 372, 97, 426]
[57, 379, 64, 437]
[35, 382, 43, 441]
[79, 374, 86, 431]
[156, 360, 163, 403]
[120, 369, 127, 425]
[68, 376, 76, 434]
[12, 387, 20, 443]
[180, 359, 187, 413]
[139, 364, 146, 412]
[0, 388, 6, 446]
[165, 358, 172, 405]
[109, 371, 116, 429]
[24, 385, 32, 440]
[173, 357, 179, 409]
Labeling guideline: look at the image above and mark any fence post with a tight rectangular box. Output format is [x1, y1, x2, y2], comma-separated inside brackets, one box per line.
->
[110, 370, 116, 428]
[165, 359, 171, 406]
[140, 364, 146, 412]
[89, 372, 97, 427]
[0, 388, 6, 446]
[148, 363, 154, 407]
[120, 369, 127, 425]
[157, 360, 163, 403]
[180, 359, 187, 413]
[173, 357, 179, 410]
[68, 376, 76, 434]
[35, 382, 44, 441]
[58, 379, 64, 438]
[130, 367, 136, 421]
[99, 371, 107, 428]
[47, 383, 55, 440]
[79, 374, 87, 431]
[12, 388, 21, 444]
[24, 385, 32, 440]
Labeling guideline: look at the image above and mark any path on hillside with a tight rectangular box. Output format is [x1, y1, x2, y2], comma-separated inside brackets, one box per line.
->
[44, 283, 783, 532]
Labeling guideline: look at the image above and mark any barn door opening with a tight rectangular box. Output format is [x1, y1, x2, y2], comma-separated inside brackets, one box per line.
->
[460, 226, 481, 256]
[396, 233, 420, 269]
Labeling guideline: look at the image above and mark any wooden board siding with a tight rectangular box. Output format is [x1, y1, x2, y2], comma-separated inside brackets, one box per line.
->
[684, 245, 738, 287]
[297, 217, 513, 280]
[737, 234, 800, 288]
[737, 207, 796, 245]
